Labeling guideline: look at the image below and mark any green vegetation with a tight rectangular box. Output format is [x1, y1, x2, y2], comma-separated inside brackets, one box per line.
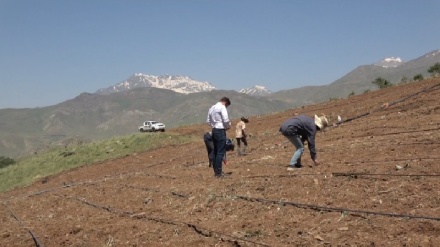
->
[428, 62, 440, 77]
[0, 156, 15, 169]
[371, 77, 392, 89]
[363, 89, 371, 94]
[0, 133, 194, 192]
[400, 76, 409, 84]
[348, 91, 355, 97]
[413, 73, 424, 81]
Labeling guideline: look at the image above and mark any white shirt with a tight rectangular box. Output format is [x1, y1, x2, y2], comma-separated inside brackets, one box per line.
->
[207, 102, 230, 129]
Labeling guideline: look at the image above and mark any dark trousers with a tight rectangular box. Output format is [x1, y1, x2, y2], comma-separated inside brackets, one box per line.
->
[212, 128, 226, 176]
[204, 140, 214, 166]
[236, 137, 247, 147]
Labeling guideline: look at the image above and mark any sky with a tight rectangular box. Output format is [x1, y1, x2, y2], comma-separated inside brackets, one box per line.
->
[1, 0, 439, 109]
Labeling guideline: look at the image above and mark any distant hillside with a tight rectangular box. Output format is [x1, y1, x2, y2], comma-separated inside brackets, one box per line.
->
[0, 88, 290, 157]
[269, 49, 440, 105]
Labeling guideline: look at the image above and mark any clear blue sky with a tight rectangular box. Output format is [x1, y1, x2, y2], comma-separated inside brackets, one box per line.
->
[1, 0, 439, 109]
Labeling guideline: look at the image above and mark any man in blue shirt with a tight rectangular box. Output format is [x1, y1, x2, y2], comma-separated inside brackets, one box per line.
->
[279, 114, 328, 170]
[206, 97, 231, 177]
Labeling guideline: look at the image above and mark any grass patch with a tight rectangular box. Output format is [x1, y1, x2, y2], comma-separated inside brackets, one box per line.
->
[0, 133, 194, 192]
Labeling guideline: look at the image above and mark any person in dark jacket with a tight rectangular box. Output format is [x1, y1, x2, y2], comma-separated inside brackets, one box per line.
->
[204, 131, 234, 167]
[204, 132, 215, 167]
[279, 114, 328, 170]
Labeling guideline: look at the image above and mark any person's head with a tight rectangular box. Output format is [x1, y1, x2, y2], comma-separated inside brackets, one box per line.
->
[220, 97, 231, 107]
[240, 116, 249, 123]
[314, 114, 328, 131]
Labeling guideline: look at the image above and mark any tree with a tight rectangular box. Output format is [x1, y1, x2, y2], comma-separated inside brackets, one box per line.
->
[428, 62, 440, 77]
[371, 77, 392, 89]
[413, 73, 424, 81]
[0, 156, 16, 169]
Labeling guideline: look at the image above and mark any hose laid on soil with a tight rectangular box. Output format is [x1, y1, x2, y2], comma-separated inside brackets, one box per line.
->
[3, 202, 45, 247]
[337, 82, 440, 125]
[332, 172, 440, 178]
[54, 193, 270, 247]
[235, 195, 440, 222]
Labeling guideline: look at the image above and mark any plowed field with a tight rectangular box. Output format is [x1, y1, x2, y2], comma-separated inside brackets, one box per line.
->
[1, 79, 440, 246]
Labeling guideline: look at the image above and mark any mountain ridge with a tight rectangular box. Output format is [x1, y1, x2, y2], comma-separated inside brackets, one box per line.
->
[96, 73, 216, 95]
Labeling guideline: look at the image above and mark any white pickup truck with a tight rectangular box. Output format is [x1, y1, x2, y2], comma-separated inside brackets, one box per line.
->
[138, 121, 166, 132]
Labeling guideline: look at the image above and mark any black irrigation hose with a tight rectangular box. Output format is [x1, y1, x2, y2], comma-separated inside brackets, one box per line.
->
[337, 82, 440, 125]
[332, 172, 440, 178]
[351, 127, 440, 138]
[55, 193, 269, 247]
[246, 172, 440, 180]
[235, 195, 440, 222]
[3, 202, 45, 247]
[341, 157, 439, 164]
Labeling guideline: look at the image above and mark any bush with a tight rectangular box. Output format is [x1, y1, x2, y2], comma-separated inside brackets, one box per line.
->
[428, 62, 440, 77]
[0, 156, 16, 169]
[413, 73, 424, 81]
[348, 91, 355, 97]
[400, 76, 408, 84]
[372, 77, 392, 89]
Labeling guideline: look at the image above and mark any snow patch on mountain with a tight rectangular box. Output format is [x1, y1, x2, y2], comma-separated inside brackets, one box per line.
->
[374, 57, 404, 68]
[96, 73, 216, 95]
[425, 49, 440, 58]
[239, 85, 272, 96]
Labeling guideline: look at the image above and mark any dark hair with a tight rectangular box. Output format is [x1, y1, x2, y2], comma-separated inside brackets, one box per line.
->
[220, 97, 231, 106]
[241, 116, 249, 123]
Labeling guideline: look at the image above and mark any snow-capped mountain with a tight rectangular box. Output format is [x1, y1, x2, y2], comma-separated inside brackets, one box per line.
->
[374, 57, 404, 68]
[96, 73, 216, 95]
[239, 85, 272, 96]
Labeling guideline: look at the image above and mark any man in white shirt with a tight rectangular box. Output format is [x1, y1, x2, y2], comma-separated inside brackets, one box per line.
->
[206, 97, 231, 178]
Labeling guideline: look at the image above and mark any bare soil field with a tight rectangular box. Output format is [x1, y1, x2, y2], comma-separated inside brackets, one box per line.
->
[1, 79, 440, 246]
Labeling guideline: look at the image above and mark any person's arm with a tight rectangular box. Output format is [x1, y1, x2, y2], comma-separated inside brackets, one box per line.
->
[220, 106, 230, 129]
[307, 133, 317, 161]
[206, 107, 214, 126]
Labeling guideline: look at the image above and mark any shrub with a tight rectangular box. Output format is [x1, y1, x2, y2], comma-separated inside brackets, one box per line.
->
[413, 73, 424, 81]
[348, 91, 355, 97]
[372, 77, 392, 89]
[428, 62, 440, 77]
[0, 156, 16, 169]
[400, 76, 408, 84]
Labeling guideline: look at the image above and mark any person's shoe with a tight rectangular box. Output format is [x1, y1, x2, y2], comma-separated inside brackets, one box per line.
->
[215, 172, 232, 178]
[215, 174, 230, 179]
[287, 165, 302, 171]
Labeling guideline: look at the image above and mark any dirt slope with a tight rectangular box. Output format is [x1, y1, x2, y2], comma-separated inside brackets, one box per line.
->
[1, 79, 440, 246]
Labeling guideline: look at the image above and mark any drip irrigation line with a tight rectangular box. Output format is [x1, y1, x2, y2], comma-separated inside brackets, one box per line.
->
[351, 127, 440, 138]
[3, 202, 45, 247]
[335, 82, 440, 125]
[332, 172, 440, 178]
[246, 172, 440, 180]
[245, 174, 326, 179]
[235, 195, 440, 222]
[342, 157, 439, 164]
[55, 193, 269, 247]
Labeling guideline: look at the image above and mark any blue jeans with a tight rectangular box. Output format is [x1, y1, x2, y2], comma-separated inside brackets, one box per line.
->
[285, 135, 304, 167]
[212, 128, 226, 176]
